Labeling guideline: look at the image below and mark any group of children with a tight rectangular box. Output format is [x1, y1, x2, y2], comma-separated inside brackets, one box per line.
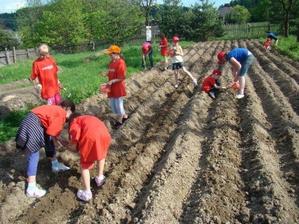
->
[15, 30, 258, 202]
[16, 44, 114, 201]
[201, 47, 255, 100]
[141, 34, 198, 88]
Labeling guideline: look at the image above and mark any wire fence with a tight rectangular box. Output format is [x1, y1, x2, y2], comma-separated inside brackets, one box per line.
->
[221, 22, 280, 40]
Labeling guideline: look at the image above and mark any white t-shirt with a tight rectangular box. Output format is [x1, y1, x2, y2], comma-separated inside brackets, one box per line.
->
[172, 45, 184, 63]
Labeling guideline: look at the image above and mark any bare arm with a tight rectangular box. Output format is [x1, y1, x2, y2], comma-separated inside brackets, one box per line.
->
[230, 57, 241, 82]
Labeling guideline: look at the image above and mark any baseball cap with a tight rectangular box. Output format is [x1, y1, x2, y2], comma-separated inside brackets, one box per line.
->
[106, 45, 121, 54]
[217, 51, 226, 62]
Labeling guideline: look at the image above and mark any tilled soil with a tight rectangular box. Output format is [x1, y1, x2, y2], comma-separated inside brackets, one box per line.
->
[0, 40, 299, 224]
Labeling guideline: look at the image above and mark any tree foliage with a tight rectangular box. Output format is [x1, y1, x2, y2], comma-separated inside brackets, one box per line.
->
[227, 5, 251, 24]
[154, 0, 223, 41]
[0, 29, 20, 50]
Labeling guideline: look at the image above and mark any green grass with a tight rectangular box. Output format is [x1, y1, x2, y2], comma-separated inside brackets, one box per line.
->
[275, 35, 299, 60]
[0, 41, 194, 104]
[0, 110, 29, 143]
[0, 41, 194, 143]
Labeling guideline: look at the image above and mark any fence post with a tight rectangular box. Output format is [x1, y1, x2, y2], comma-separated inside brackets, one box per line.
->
[12, 47, 16, 63]
[26, 48, 30, 58]
[5, 48, 10, 65]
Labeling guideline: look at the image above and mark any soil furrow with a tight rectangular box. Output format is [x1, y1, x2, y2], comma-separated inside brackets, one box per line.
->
[73, 42, 219, 223]
[246, 41, 299, 115]
[250, 40, 299, 84]
[239, 75, 299, 223]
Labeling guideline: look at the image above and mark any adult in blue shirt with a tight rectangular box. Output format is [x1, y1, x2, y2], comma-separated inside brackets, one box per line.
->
[217, 48, 255, 99]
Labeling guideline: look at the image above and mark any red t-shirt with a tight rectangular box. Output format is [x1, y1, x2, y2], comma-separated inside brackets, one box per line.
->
[30, 56, 59, 100]
[201, 76, 216, 93]
[142, 42, 152, 54]
[69, 115, 111, 163]
[107, 58, 126, 98]
[160, 37, 168, 56]
[32, 105, 66, 137]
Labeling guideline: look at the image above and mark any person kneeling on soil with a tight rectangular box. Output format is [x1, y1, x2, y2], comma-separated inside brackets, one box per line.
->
[103, 45, 128, 129]
[217, 48, 255, 99]
[66, 113, 111, 202]
[201, 69, 225, 99]
[15, 100, 75, 198]
[170, 36, 197, 88]
[141, 41, 154, 70]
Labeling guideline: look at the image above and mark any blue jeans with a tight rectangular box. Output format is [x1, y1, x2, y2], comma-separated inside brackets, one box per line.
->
[26, 149, 40, 176]
[26, 133, 55, 177]
[109, 97, 126, 115]
[240, 55, 255, 76]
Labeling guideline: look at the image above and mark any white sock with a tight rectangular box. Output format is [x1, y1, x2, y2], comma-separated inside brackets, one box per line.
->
[27, 182, 36, 190]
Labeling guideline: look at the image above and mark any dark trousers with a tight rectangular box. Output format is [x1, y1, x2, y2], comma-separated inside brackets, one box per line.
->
[142, 49, 153, 69]
[44, 132, 56, 158]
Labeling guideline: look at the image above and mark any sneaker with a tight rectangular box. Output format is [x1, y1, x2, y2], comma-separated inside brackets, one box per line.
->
[77, 189, 92, 202]
[52, 162, 70, 172]
[236, 94, 245, 99]
[26, 187, 46, 198]
[95, 175, 106, 187]
[192, 79, 198, 86]
[208, 91, 216, 99]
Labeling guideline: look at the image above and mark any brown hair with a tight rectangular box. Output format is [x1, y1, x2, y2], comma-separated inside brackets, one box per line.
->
[59, 100, 76, 112]
[68, 112, 81, 130]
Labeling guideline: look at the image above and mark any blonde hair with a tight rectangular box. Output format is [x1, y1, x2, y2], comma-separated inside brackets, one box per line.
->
[38, 44, 49, 56]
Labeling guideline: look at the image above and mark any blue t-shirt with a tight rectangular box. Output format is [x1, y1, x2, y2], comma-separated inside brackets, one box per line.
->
[226, 48, 249, 64]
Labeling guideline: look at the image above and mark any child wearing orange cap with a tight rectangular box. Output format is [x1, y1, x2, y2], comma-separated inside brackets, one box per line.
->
[15, 100, 75, 198]
[30, 44, 62, 105]
[159, 33, 169, 70]
[103, 45, 128, 129]
[141, 41, 153, 70]
[67, 113, 111, 202]
[170, 36, 197, 88]
[201, 70, 225, 99]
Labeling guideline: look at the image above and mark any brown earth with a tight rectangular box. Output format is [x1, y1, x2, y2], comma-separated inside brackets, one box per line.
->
[0, 40, 299, 224]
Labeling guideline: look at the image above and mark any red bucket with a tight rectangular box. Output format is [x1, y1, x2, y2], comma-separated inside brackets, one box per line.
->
[100, 84, 111, 94]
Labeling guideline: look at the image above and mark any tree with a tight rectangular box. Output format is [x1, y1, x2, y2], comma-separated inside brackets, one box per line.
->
[34, 0, 88, 47]
[134, 0, 156, 25]
[228, 5, 251, 24]
[0, 29, 20, 50]
[83, 0, 144, 44]
[278, 0, 294, 37]
[16, 0, 44, 47]
[192, 1, 224, 41]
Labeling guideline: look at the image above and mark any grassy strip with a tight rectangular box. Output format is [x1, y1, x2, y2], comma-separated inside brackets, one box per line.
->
[0, 41, 194, 103]
[274, 35, 299, 60]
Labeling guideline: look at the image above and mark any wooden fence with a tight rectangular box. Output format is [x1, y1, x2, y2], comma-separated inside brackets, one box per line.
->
[222, 22, 280, 39]
[0, 47, 37, 66]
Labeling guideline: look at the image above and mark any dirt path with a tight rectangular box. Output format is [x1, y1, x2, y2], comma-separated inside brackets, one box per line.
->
[1, 40, 299, 224]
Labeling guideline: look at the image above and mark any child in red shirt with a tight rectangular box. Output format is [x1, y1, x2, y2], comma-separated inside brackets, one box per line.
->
[263, 37, 272, 50]
[67, 114, 112, 202]
[104, 45, 128, 129]
[159, 33, 169, 70]
[30, 44, 62, 105]
[141, 41, 153, 70]
[201, 69, 224, 99]
[15, 100, 75, 198]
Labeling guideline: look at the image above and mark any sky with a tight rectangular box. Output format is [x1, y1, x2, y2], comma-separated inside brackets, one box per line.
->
[0, 0, 231, 13]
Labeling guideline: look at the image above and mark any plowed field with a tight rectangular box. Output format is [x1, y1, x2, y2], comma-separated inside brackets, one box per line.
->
[1, 40, 299, 224]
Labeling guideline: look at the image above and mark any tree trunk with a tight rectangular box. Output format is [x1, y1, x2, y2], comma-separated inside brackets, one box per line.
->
[284, 11, 289, 37]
